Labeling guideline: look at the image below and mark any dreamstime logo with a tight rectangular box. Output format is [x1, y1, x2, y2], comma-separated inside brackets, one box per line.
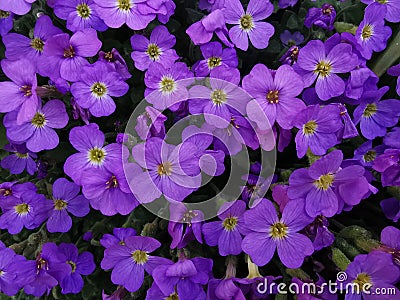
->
[256, 271, 397, 296]
[122, 76, 277, 222]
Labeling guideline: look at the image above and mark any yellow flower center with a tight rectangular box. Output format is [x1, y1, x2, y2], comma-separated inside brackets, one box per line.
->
[313, 174, 334, 190]
[64, 45, 75, 58]
[211, 89, 227, 105]
[0, 10, 10, 18]
[37, 257, 48, 271]
[363, 103, 378, 117]
[54, 199, 68, 210]
[353, 273, 372, 292]
[31, 38, 44, 52]
[361, 24, 374, 40]
[20, 85, 33, 97]
[166, 293, 180, 300]
[157, 162, 172, 176]
[146, 43, 162, 61]
[222, 216, 238, 231]
[181, 210, 198, 223]
[207, 56, 222, 69]
[16, 152, 29, 158]
[106, 175, 119, 189]
[303, 120, 318, 136]
[31, 112, 46, 128]
[67, 261, 77, 273]
[160, 76, 176, 94]
[91, 82, 107, 97]
[322, 7, 332, 15]
[270, 222, 288, 239]
[1, 188, 12, 196]
[15, 203, 30, 215]
[117, 0, 131, 11]
[76, 3, 91, 18]
[131, 250, 148, 264]
[88, 147, 106, 165]
[104, 51, 115, 62]
[240, 14, 254, 31]
[377, 0, 387, 4]
[314, 61, 332, 77]
[363, 150, 376, 162]
[266, 90, 279, 104]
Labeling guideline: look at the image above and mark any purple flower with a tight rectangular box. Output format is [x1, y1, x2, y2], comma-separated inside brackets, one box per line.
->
[0, 11, 13, 36]
[3, 15, 62, 70]
[135, 0, 176, 24]
[379, 226, 400, 264]
[380, 198, 400, 222]
[207, 278, 247, 300]
[135, 106, 167, 140]
[340, 251, 400, 299]
[0, 0, 36, 15]
[186, 9, 232, 47]
[98, 48, 131, 80]
[353, 87, 400, 140]
[295, 40, 358, 100]
[280, 45, 300, 66]
[280, 30, 304, 46]
[202, 200, 246, 256]
[181, 125, 225, 176]
[353, 140, 386, 167]
[54, 0, 107, 32]
[70, 96, 91, 124]
[39, 28, 102, 82]
[304, 3, 336, 30]
[373, 148, 400, 186]
[0, 59, 39, 124]
[93, 0, 155, 30]
[193, 41, 238, 77]
[23, 242, 71, 297]
[144, 62, 193, 110]
[288, 150, 370, 217]
[0, 190, 48, 234]
[46, 178, 90, 233]
[63, 123, 125, 185]
[130, 25, 179, 71]
[3, 99, 68, 153]
[100, 227, 137, 248]
[304, 216, 335, 251]
[168, 202, 203, 249]
[361, 0, 400, 22]
[385, 127, 400, 148]
[292, 104, 342, 158]
[337, 103, 359, 139]
[278, 0, 298, 9]
[189, 66, 249, 128]
[81, 162, 139, 216]
[0, 247, 29, 296]
[0, 181, 36, 210]
[355, 4, 392, 60]
[101, 236, 170, 292]
[129, 137, 201, 203]
[152, 256, 213, 299]
[224, 0, 274, 50]
[56, 243, 96, 294]
[241, 198, 314, 268]
[1, 143, 37, 175]
[199, 0, 225, 11]
[244, 64, 305, 130]
[70, 61, 129, 117]
[388, 63, 400, 96]
[206, 112, 259, 155]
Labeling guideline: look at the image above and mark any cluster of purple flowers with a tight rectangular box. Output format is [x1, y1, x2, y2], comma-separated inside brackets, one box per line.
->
[0, 0, 399, 298]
